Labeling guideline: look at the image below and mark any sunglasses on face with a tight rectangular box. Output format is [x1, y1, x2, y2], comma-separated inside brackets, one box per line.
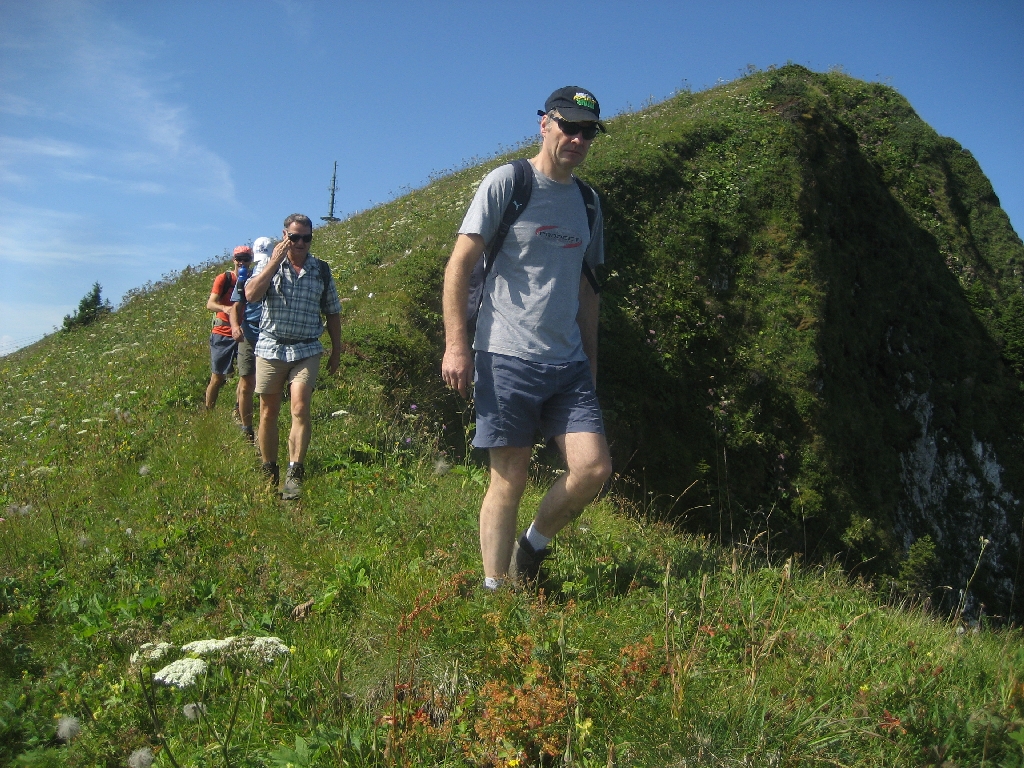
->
[235, 257, 252, 263]
[286, 233, 313, 243]
[551, 116, 600, 140]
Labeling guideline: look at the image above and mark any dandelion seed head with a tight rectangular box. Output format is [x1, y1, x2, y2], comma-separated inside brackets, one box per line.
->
[182, 702, 206, 721]
[56, 715, 81, 742]
[128, 747, 154, 768]
[138, 465, 150, 476]
[432, 458, 451, 476]
[153, 657, 207, 688]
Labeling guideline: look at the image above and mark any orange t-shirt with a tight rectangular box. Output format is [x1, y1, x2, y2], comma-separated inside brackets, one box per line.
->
[211, 271, 236, 338]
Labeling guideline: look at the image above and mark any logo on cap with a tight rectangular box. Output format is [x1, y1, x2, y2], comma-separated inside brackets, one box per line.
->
[574, 92, 596, 110]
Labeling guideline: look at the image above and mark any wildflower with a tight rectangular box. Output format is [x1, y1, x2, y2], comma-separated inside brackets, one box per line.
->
[30, 466, 56, 478]
[367, 292, 374, 298]
[130, 642, 174, 666]
[128, 747, 154, 768]
[331, 409, 349, 417]
[241, 636, 291, 664]
[138, 465, 150, 476]
[56, 715, 81, 742]
[182, 702, 206, 721]
[59, 424, 68, 430]
[433, 458, 451, 476]
[410, 404, 418, 411]
[181, 637, 236, 657]
[153, 657, 207, 688]
[125, 528, 133, 536]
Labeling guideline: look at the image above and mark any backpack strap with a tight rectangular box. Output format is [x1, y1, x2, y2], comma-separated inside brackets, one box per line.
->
[573, 177, 602, 294]
[217, 270, 236, 301]
[316, 257, 334, 313]
[482, 158, 534, 280]
[466, 159, 534, 332]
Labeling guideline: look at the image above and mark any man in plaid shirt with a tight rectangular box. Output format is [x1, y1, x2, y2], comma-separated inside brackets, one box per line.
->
[245, 213, 342, 499]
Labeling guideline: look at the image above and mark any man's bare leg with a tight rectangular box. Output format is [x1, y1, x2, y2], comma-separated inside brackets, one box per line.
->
[531, 431, 612, 538]
[205, 373, 226, 409]
[237, 374, 256, 430]
[258, 392, 282, 465]
[480, 446, 532, 579]
[287, 381, 314, 464]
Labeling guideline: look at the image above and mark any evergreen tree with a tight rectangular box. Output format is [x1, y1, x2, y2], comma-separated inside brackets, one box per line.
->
[62, 282, 112, 332]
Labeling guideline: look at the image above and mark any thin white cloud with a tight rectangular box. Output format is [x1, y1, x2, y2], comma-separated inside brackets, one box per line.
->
[0, 0, 239, 208]
[0, 136, 86, 159]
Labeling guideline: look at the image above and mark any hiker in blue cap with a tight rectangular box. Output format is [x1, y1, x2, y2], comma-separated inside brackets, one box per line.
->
[441, 86, 612, 590]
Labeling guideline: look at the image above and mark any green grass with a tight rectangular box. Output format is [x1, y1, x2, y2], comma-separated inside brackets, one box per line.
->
[2, 66, 1024, 766]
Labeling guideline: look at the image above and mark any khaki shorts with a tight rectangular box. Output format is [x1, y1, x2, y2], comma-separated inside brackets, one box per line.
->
[255, 355, 321, 395]
[237, 337, 256, 378]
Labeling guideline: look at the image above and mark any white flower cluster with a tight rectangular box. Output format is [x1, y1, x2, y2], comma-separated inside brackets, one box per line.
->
[243, 636, 291, 664]
[130, 642, 174, 666]
[180, 635, 291, 665]
[181, 637, 236, 656]
[153, 657, 208, 689]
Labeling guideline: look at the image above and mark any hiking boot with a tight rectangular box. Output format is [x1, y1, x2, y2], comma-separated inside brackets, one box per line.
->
[241, 426, 255, 444]
[261, 462, 279, 488]
[281, 463, 304, 501]
[508, 530, 550, 585]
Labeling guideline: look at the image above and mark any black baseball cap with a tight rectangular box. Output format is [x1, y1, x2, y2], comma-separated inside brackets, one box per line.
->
[540, 86, 606, 132]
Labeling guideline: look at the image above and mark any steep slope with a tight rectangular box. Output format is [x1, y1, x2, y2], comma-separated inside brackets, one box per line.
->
[307, 66, 1024, 617]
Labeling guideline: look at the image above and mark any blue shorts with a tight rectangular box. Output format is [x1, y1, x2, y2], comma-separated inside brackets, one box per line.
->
[473, 351, 604, 449]
[210, 334, 237, 376]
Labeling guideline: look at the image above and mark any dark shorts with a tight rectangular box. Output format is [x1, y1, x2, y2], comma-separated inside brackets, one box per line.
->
[473, 351, 604, 449]
[210, 334, 237, 376]
[237, 337, 256, 378]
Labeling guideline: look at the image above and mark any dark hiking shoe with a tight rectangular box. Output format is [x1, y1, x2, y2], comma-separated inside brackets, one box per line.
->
[509, 530, 550, 585]
[281, 463, 305, 501]
[261, 462, 279, 488]
[241, 426, 255, 444]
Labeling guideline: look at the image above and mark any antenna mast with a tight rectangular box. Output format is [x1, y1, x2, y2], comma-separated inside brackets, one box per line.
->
[321, 161, 340, 222]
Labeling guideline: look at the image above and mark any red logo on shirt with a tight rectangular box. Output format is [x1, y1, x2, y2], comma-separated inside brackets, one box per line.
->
[535, 225, 582, 248]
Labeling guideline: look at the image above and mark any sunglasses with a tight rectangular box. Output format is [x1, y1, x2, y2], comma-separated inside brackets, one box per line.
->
[551, 115, 600, 140]
[234, 257, 252, 263]
[286, 233, 313, 243]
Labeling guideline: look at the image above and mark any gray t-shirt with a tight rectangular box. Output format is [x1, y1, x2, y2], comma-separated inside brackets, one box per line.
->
[459, 162, 604, 364]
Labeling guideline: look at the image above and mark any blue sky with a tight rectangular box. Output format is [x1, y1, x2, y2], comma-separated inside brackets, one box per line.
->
[1, 0, 1021, 354]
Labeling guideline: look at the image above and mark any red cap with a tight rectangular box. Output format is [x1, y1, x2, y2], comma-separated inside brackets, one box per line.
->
[233, 245, 253, 257]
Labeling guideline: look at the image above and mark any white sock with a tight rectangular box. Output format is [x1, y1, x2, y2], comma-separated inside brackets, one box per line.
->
[525, 523, 551, 551]
[483, 576, 503, 591]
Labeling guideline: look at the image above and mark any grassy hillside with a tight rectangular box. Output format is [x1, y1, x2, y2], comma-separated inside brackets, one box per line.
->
[2, 67, 1024, 766]
[302, 64, 1024, 617]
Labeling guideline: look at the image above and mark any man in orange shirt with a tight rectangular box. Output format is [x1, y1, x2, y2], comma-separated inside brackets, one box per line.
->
[205, 245, 252, 410]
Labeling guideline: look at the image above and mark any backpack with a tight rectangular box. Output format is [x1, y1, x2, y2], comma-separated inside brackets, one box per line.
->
[211, 270, 238, 329]
[465, 158, 601, 334]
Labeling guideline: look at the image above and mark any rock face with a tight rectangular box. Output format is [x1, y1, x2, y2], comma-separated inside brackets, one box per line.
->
[574, 66, 1024, 618]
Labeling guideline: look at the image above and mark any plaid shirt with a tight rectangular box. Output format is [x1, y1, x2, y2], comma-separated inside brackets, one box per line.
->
[252, 253, 342, 362]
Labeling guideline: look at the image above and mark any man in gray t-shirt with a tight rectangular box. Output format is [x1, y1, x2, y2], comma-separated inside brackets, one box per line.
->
[441, 86, 613, 590]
